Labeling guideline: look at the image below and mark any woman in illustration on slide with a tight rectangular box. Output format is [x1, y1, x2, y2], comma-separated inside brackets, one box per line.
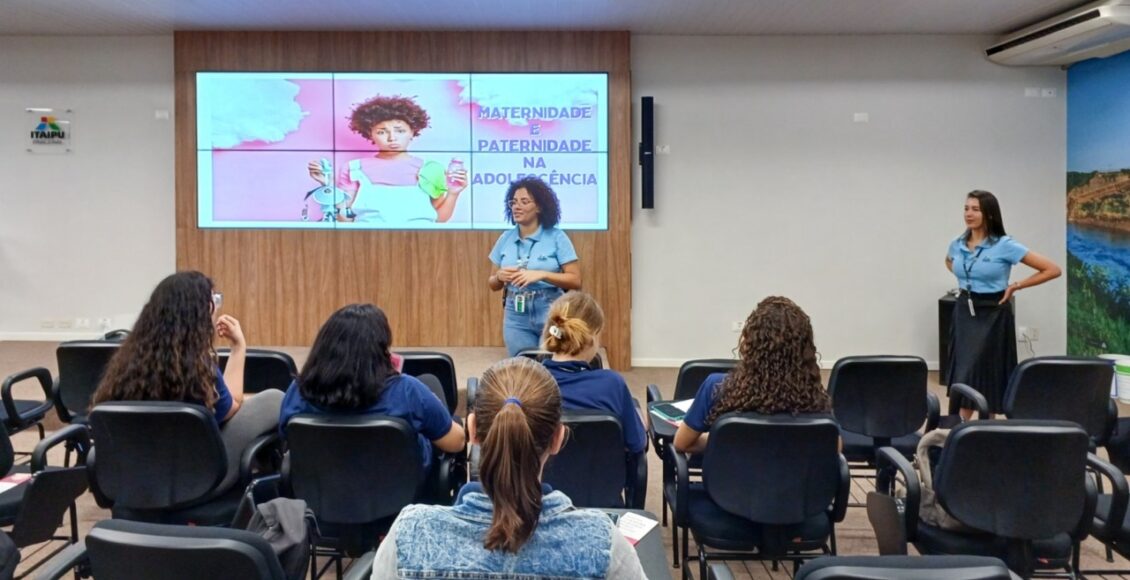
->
[307, 95, 468, 224]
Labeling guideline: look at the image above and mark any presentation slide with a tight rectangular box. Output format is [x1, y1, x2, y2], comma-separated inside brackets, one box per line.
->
[196, 72, 609, 230]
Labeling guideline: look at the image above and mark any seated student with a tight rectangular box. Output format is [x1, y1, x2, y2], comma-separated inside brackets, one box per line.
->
[372, 357, 645, 579]
[674, 296, 832, 454]
[277, 303, 464, 468]
[540, 291, 646, 454]
[92, 271, 284, 492]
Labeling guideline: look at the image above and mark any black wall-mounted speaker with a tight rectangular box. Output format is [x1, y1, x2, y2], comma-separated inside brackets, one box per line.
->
[639, 96, 655, 209]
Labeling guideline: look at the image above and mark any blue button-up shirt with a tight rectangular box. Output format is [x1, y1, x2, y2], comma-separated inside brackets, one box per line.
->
[947, 234, 1029, 293]
[489, 225, 578, 292]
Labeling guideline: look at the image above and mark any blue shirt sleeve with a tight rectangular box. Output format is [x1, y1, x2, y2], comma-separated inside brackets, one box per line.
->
[555, 229, 578, 265]
[405, 376, 454, 442]
[617, 377, 647, 453]
[488, 231, 508, 266]
[277, 380, 303, 438]
[683, 373, 724, 433]
[999, 236, 1029, 265]
[213, 368, 233, 423]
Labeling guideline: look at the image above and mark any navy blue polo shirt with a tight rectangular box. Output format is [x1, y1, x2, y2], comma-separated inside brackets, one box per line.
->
[206, 368, 233, 424]
[683, 373, 727, 432]
[278, 373, 454, 468]
[542, 360, 647, 453]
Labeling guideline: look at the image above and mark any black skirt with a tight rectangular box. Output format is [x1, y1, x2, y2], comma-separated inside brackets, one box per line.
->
[945, 290, 1017, 414]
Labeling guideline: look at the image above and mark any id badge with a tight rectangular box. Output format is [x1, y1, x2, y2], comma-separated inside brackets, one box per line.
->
[514, 293, 527, 314]
[967, 296, 976, 317]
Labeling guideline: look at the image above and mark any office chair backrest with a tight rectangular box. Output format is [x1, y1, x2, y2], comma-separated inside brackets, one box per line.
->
[796, 555, 1014, 580]
[828, 356, 928, 438]
[89, 402, 227, 511]
[283, 415, 422, 525]
[55, 341, 120, 421]
[398, 351, 458, 413]
[934, 420, 1090, 540]
[543, 409, 626, 508]
[704, 414, 842, 525]
[217, 349, 298, 394]
[86, 519, 286, 580]
[673, 359, 738, 401]
[1003, 357, 1114, 444]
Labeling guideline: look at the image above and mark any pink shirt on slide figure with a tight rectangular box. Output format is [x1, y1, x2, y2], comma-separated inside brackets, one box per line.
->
[336, 156, 436, 223]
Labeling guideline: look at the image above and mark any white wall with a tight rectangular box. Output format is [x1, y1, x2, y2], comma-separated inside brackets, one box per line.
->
[0, 36, 175, 339]
[630, 35, 1067, 367]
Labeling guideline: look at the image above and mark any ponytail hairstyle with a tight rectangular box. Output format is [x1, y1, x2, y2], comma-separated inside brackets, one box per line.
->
[474, 357, 562, 553]
[542, 291, 604, 357]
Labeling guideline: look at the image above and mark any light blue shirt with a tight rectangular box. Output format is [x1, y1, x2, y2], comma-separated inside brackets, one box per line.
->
[489, 225, 578, 292]
[947, 234, 1029, 293]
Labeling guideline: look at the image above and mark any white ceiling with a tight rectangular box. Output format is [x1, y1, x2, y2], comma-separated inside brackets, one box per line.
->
[0, 0, 1094, 36]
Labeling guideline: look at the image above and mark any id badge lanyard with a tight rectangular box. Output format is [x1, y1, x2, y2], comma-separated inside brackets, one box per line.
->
[512, 238, 537, 314]
[962, 246, 985, 317]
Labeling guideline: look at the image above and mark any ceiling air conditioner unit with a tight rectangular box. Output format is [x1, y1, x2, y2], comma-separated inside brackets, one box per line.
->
[987, 0, 1130, 66]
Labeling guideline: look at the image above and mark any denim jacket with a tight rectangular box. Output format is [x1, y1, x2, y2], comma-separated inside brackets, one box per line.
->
[372, 483, 645, 579]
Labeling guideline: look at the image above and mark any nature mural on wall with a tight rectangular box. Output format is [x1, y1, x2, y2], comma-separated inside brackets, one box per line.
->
[1067, 50, 1130, 355]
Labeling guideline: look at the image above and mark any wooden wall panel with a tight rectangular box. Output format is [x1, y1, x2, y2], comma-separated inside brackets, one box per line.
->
[175, 31, 632, 368]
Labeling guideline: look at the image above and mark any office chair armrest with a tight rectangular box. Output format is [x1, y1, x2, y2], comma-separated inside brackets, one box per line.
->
[707, 563, 734, 580]
[665, 444, 691, 523]
[924, 392, 941, 433]
[876, 446, 920, 536]
[948, 383, 990, 419]
[33, 539, 87, 580]
[466, 376, 478, 411]
[830, 454, 851, 523]
[1, 366, 53, 429]
[239, 432, 281, 489]
[1087, 453, 1128, 541]
[626, 450, 648, 509]
[32, 424, 91, 473]
[646, 384, 663, 405]
[344, 550, 375, 580]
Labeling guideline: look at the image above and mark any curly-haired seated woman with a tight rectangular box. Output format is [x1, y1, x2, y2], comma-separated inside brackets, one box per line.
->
[541, 291, 646, 454]
[92, 271, 285, 493]
[277, 303, 464, 469]
[371, 357, 645, 579]
[307, 94, 468, 224]
[673, 296, 832, 454]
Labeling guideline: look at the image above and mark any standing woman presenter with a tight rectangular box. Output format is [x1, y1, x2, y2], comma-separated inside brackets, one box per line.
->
[945, 190, 1060, 420]
[488, 176, 581, 356]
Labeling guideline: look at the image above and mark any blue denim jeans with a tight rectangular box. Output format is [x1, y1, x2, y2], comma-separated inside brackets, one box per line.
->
[503, 288, 563, 357]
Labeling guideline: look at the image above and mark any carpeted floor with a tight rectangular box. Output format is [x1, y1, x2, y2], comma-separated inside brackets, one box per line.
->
[2, 341, 1128, 579]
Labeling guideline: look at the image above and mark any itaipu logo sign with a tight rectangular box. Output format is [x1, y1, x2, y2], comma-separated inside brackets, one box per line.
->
[30, 116, 66, 144]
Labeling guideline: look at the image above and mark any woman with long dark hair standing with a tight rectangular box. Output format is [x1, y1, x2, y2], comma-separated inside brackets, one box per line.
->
[371, 357, 645, 578]
[945, 190, 1060, 420]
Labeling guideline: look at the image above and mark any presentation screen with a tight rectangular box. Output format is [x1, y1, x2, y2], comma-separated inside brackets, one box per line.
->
[196, 72, 609, 230]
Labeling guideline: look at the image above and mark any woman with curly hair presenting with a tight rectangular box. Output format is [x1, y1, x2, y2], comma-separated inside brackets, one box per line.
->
[673, 296, 832, 454]
[307, 95, 468, 224]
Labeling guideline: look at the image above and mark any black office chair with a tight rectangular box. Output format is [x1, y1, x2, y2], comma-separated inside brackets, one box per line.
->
[282, 415, 426, 578]
[0, 422, 89, 575]
[398, 351, 459, 414]
[828, 356, 939, 504]
[787, 555, 1017, 580]
[52, 340, 120, 427]
[0, 367, 56, 440]
[37, 519, 288, 580]
[1002, 356, 1116, 448]
[873, 420, 1094, 579]
[217, 348, 299, 394]
[647, 359, 737, 542]
[1075, 451, 1130, 577]
[517, 348, 604, 369]
[88, 401, 279, 526]
[669, 414, 849, 579]
[542, 409, 647, 509]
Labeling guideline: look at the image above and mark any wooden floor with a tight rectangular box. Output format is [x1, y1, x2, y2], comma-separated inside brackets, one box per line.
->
[2, 341, 1128, 579]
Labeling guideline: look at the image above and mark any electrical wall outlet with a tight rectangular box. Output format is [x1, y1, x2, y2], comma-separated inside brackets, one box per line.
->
[57, 319, 74, 329]
[97, 318, 113, 331]
[40, 319, 56, 329]
[1018, 326, 1040, 341]
[75, 318, 92, 329]
[731, 321, 744, 332]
